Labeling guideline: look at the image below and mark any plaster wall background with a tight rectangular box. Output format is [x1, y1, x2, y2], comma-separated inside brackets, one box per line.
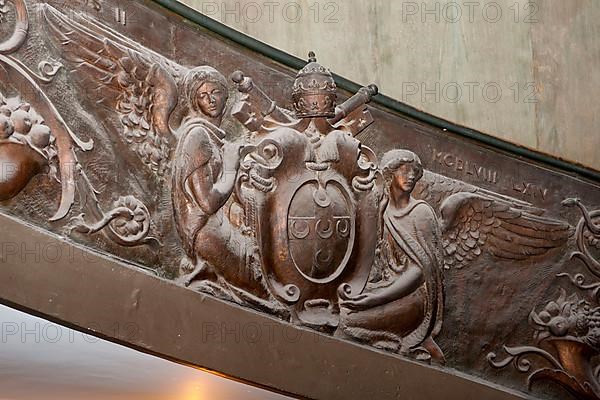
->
[179, 0, 600, 170]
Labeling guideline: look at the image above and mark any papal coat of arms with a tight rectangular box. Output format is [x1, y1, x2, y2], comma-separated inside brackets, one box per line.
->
[6, 3, 600, 392]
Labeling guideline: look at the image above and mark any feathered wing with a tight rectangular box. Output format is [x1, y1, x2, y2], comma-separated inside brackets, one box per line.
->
[414, 171, 571, 268]
[439, 192, 571, 269]
[42, 4, 187, 176]
[415, 170, 542, 215]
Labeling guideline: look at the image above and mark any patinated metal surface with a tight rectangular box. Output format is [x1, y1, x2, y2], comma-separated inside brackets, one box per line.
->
[0, 1, 599, 399]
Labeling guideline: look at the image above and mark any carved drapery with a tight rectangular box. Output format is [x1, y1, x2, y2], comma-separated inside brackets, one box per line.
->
[0, 1, 597, 399]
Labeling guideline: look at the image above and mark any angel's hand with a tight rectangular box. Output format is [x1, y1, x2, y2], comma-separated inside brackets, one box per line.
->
[222, 142, 243, 173]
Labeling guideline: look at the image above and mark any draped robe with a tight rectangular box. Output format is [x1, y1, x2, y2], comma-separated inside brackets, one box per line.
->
[172, 117, 267, 300]
[339, 198, 444, 355]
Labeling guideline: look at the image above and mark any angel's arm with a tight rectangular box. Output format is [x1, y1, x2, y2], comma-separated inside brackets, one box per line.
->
[183, 129, 240, 215]
[341, 264, 423, 310]
[368, 264, 424, 304]
[186, 165, 236, 216]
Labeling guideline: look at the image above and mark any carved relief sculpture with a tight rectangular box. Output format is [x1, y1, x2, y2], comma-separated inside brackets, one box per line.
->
[171, 66, 281, 313]
[0, 92, 56, 201]
[489, 199, 600, 400]
[0, 0, 93, 221]
[11, 0, 571, 362]
[337, 150, 445, 362]
[229, 53, 381, 327]
[1, 2, 595, 398]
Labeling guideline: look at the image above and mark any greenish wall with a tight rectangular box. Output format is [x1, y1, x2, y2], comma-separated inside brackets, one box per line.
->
[179, 0, 600, 170]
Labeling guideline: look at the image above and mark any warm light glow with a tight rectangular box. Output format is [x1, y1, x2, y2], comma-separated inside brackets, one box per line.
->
[177, 379, 211, 400]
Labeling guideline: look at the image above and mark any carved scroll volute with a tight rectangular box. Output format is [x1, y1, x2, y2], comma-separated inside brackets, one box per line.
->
[0, 0, 27, 54]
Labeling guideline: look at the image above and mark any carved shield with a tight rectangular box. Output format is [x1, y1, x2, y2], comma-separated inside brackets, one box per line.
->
[246, 127, 379, 328]
[287, 179, 355, 283]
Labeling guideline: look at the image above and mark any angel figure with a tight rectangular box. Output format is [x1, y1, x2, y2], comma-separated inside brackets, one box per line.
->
[338, 149, 572, 362]
[338, 149, 445, 362]
[171, 66, 272, 305]
[42, 5, 279, 310]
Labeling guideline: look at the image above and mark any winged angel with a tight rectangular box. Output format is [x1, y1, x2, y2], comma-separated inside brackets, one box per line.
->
[42, 5, 276, 307]
[42, 3, 572, 357]
[338, 150, 571, 362]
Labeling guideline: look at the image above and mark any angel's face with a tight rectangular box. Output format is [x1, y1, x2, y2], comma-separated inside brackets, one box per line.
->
[195, 82, 227, 118]
[392, 163, 420, 194]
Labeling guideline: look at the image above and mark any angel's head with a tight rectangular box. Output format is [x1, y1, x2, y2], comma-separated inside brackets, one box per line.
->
[380, 149, 423, 194]
[184, 66, 229, 120]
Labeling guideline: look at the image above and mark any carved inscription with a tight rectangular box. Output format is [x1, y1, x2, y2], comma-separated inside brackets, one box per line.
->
[432, 149, 499, 184]
[432, 149, 551, 201]
[512, 181, 548, 200]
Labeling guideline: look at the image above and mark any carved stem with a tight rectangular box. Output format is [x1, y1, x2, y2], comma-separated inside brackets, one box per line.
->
[0, 54, 94, 220]
[70, 207, 133, 234]
[574, 209, 600, 278]
[0, 0, 28, 54]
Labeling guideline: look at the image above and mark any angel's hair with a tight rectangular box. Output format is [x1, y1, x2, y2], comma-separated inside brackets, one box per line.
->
[183, 66, 229, 111]
[380, 149, 424, 182]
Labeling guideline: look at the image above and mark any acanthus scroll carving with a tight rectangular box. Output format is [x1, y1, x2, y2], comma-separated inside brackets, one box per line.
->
[0, 1, 158, 251]
[0, 0, 94, 222]
[68, 194, 159, 248]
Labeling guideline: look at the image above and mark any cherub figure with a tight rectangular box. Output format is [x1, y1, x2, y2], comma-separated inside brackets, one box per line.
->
[338, 149, 445, 362]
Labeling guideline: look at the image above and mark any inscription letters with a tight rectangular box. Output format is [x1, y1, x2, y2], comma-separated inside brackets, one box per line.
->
[432, 149, 499, 184]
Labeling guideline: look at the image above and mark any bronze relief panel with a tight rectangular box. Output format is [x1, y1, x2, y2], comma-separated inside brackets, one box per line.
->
[0, 1, 599, 399]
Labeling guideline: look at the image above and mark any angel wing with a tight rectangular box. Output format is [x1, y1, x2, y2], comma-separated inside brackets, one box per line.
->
[42, 4, 187, 176]
[414, 171, 571, 269]
[414, 170, 542, 215]
[440, 192, 571, 269]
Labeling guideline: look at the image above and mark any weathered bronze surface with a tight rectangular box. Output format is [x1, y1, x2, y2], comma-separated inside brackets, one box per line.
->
[0, 1, 599, 399]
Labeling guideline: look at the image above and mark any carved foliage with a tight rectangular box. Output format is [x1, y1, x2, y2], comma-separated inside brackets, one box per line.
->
[489, 199, 600, 400]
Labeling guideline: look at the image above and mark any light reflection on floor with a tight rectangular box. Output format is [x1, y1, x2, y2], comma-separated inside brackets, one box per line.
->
[0, 305, 292, 400]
